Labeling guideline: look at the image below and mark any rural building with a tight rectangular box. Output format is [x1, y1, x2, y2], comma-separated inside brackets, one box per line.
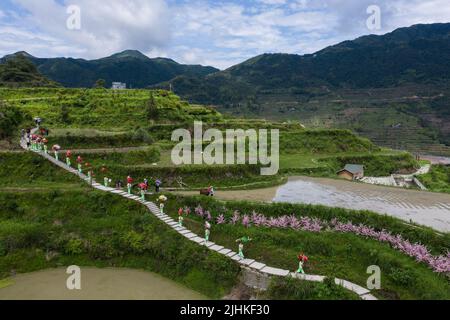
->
[111, 82, 126, 89]
[337, 164, 365, 180]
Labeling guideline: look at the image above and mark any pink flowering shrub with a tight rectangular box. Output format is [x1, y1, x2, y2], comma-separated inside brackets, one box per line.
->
[194, 205, 203, 217]
[242, 215, 251, 228]
[188, 205, 450, 274]
[231, 210, 240, 225]
[216, 214, 226, 225]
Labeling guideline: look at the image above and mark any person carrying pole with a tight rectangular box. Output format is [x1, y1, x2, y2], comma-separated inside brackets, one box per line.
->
[158, 195, 167, 214]
[52, 145, 61, 161]
[139, 183, 147, 201]
[204, 221, 211, 245]
[296, 253, 309, 274]
[76, 156, 83, 173]
[66, 150, 72, 167]
[127, 175, 133, 194]
[236, 236, 252, 260]
[42, 138, 48, 154]
[178, 208, 184, 227]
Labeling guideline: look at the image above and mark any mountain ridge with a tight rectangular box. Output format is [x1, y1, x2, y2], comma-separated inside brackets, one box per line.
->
[1, 50, 219, 88]
[152, 23, 450, 155]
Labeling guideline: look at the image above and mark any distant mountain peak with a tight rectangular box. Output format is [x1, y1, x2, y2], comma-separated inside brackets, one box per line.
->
[1, 51, 36, 62]
[107, 50, 150, 60]
[14, 51, 35, 58]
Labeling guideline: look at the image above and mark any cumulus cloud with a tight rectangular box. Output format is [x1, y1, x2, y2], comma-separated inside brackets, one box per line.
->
[1, 0, 449, 69]
[7, 0, 172, 58]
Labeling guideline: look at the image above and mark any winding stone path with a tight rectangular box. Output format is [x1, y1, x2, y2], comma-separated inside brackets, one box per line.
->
[21, 135, 378, 300]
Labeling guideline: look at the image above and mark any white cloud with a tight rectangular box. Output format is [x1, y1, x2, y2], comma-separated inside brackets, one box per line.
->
[1, 0, 450, 69]
[9, 0, 172, 58]
[257, 0, 287, 5]
[384, 0, 450, 29]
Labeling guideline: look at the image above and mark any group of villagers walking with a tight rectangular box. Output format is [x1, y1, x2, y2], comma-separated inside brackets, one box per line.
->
[26, 126, 308, 274]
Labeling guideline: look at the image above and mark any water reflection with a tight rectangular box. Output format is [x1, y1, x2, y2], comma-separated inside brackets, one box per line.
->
[274, 177, 450, 232]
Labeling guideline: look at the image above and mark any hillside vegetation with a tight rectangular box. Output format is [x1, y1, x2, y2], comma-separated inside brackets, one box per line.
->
[0, 88, 420, 185]
[0, 55, 58, 88]
[1, 50, 218, 88]
[418, 165, 450, 193]
[156, 23, 450, 156]
[161, 194, 450, 300]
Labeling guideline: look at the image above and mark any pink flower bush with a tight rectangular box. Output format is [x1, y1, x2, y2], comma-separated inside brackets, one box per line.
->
[188, 205, 450, 274]
[242, 215, 251, 228]
[216, 214, 226, 225]
[330, 218, 450, 273]
[194, 205, 204, 217]
[231, 211, 240, 225]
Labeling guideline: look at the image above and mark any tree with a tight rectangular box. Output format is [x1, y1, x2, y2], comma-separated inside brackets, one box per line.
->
[0, 103, 27, 139]
[146, 92, 159, 120]
[94, 79, 106, 89]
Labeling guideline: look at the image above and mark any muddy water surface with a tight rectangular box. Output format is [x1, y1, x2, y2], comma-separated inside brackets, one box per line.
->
[0, 268, 206, 300]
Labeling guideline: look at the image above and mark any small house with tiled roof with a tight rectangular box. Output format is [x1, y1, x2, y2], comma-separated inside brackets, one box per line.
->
[337, 164, 364, 181]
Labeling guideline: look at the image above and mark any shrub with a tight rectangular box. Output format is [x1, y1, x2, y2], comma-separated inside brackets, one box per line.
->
[64, 238, 84, 255]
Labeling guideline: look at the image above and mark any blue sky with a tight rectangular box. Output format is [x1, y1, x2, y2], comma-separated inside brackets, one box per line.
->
[1, 0, 449, 69]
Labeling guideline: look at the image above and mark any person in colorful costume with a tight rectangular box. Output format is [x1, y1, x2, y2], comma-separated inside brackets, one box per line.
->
[155, 179, 162, 193]
[85, 163, 93, 184]
[127, 176, 133, 194]
[42, 138, 48, 154]
[101, 167, 109, 187]
[30, 135, 37, 151]
[204, 221, 211, 244]
[52, 145, 61, 161]
[236, 236, 252, 259]
[296, 253, 309, 274]
[139, 183, 147, 201]
[178, 208, 184, 227]
[66, 150, 72, 167]
[158, 195, 167, 214]
[76, 156, 83, 173]
[36, 136, 42, 152]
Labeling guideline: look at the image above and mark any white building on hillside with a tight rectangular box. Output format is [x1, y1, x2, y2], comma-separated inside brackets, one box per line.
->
[112, 82, 127, 89]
